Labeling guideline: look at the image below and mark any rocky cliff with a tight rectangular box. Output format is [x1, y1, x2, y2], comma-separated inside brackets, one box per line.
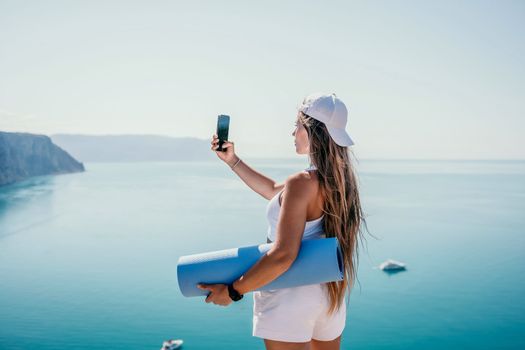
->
[0, 131, 85, 186]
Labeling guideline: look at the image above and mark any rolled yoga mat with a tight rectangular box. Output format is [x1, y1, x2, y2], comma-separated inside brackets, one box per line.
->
[177, 237, 344, 297]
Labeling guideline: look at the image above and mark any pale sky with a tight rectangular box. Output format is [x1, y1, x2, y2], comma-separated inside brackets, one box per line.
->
[1, 0, 524, 159]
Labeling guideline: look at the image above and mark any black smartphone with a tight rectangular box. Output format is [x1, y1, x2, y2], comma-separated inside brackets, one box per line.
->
[216, 115, 230, 152]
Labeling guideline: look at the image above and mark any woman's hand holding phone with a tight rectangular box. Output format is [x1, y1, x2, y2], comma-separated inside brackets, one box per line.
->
[211, 134, 238, 167]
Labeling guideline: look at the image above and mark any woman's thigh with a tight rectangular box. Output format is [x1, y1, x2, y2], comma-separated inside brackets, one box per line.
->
[264, 338, 312, 350]
[311, 335, 341, 350]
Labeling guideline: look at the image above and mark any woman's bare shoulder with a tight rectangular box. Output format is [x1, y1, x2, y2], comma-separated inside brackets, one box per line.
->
[284, 171, 319, 195]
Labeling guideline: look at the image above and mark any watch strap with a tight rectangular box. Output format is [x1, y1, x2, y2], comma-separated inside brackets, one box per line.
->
[227, 283, 243, 301]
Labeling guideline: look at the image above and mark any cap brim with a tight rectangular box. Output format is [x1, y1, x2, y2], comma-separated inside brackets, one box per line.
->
[326, 125, 354, 147]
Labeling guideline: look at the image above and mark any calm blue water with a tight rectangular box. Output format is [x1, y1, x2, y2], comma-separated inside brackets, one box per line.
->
[0, 159, 524, 349]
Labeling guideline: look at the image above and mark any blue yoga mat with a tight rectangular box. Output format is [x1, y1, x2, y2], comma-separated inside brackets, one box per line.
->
[177, 237, 344, 297]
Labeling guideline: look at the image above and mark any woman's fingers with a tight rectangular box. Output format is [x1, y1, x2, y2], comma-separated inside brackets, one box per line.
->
[210, 137, 233, 151]
[205, 293, 213, 303]
[199, 283, 214, 303]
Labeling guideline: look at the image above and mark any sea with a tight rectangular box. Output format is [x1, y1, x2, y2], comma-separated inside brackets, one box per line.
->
[0, 159, 524, 350]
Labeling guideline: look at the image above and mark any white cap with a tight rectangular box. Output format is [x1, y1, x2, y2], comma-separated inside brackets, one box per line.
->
[298, 92, 354, 147]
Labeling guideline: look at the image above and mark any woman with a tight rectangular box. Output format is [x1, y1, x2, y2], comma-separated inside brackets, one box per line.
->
[198, 92, 368, 350]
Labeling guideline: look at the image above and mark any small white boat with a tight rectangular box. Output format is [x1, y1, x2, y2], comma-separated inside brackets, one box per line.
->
[379, 259, 406, 271]
[160, 339, 183, 350]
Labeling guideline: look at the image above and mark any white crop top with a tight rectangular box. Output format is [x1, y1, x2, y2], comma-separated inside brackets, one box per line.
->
[266, 164, 326, 242]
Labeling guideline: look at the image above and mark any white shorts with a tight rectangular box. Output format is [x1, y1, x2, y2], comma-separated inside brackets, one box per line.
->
[252, 283, 346, 342]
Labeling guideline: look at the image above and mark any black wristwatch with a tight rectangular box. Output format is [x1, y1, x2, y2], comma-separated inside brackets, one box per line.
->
[227, 283, 244, 302]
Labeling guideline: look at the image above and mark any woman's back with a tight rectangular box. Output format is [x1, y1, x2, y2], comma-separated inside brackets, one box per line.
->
[266, 164, 325, 243]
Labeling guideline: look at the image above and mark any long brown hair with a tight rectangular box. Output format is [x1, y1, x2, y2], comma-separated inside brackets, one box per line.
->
[298, 111, 373, 316]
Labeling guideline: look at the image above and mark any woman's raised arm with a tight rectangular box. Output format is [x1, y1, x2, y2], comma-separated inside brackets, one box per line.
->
[211, 134, 284, 200]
